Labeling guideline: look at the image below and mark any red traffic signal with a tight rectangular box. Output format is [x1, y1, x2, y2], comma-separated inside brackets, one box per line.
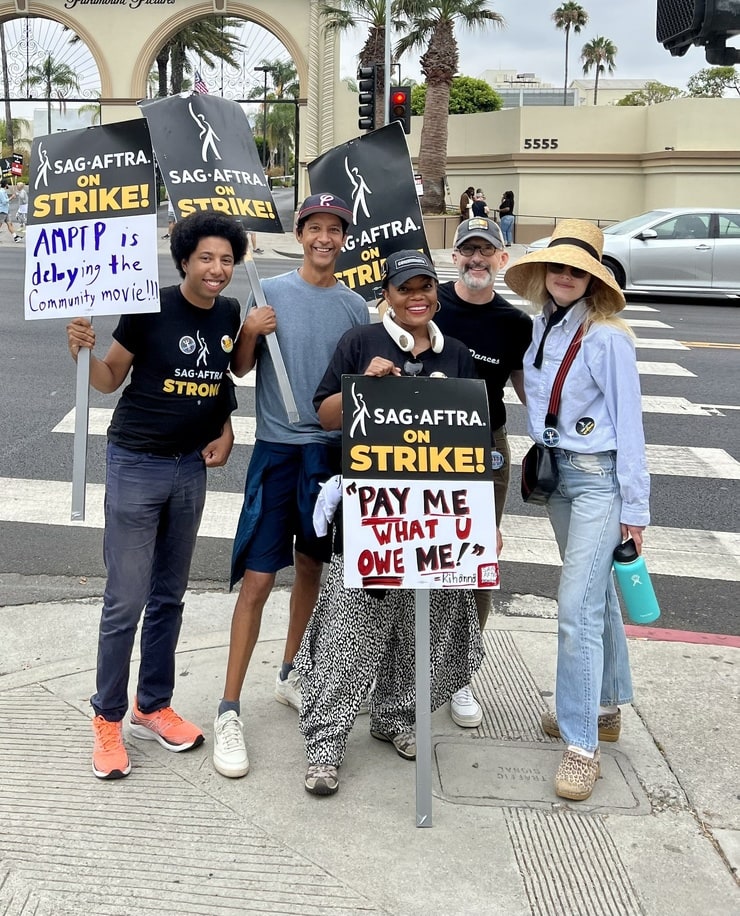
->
[389, 85, 411, 135]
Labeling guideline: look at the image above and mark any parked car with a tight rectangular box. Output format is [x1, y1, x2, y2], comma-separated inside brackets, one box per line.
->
[525, 208, 740, 299]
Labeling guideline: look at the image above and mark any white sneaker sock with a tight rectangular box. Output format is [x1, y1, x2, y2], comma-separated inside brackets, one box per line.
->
[599, 705, 618, 715]
[567, 745, 595, 759]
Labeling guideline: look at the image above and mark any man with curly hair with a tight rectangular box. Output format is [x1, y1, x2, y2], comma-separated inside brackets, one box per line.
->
[66, 211, 247, 780]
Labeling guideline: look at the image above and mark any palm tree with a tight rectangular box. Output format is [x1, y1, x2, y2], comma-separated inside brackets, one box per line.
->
[0, 117, 31, 158]
[395, 1, 504, 214]
[154, 18, 245, 97]
[581, 36, 617, 105]
[247, 59, 299, 171]
[552, 2, 588, 106]
[320, 0, 407, 128]
[22, 55, 80, 134]
[1, 25, 13, 152]
[78, 91, 102, 126]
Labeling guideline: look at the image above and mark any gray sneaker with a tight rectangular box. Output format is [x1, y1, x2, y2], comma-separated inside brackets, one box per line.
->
[213, 710, 249, 778]
[304, 763, 339, 796]
[275, 668, 302, 712]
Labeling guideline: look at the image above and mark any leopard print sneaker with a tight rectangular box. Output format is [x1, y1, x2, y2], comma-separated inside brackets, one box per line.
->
[541, 708, 621, 742]
[554, 748, 601, 801]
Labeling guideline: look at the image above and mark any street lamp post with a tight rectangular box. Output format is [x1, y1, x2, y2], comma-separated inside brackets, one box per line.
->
[253, 65, 269, 169]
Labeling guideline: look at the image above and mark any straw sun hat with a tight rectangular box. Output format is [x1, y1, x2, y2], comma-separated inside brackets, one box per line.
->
[505, 218, 625, 313]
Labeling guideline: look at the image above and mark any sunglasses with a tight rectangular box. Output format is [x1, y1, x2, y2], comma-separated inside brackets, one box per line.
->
[403, 359, 424, 377]
[546, 262, 589, 280]
[457, 243, 500, 257]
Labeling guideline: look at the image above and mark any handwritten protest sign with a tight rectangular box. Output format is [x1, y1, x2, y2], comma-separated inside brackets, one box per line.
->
[24, 119, 158, 321]
[341, 376, 498, 589]
[139, 93, 283, 234]
[308, 122, 428, 302]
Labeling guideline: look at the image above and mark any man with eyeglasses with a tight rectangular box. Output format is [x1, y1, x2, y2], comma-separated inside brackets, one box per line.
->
[435, 216, 533, 728]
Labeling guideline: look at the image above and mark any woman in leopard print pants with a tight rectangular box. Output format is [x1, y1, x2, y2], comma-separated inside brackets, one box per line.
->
[295, 251, 486, 797]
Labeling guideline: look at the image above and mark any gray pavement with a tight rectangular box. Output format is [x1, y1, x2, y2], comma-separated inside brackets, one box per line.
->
[0, 588, 738, 915]
[3, 224, 738, 913]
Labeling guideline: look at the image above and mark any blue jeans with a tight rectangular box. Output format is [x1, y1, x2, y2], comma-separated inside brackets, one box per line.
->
[547, 450, 633, 753]
[92, 443, 207, 721]
[500, 214, 515, 244]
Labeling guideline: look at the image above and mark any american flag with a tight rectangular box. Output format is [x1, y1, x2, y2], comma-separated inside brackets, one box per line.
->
[194, 70, 209, 94]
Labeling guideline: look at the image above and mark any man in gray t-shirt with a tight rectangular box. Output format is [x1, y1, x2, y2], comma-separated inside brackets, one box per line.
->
[213, 194, 369, 779]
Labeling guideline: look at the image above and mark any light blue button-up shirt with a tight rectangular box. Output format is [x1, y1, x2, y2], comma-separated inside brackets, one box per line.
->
[523, 299, 650, 526]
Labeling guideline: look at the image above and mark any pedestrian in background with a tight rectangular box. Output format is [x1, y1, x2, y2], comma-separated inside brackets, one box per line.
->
[14, 182, 28, 232]
[505, 219, 649, 801]
[459, 185, 475, 222]
[471, 189, 489, 218]
[498, 190, 515, 246]
[0, 179, 22, 242]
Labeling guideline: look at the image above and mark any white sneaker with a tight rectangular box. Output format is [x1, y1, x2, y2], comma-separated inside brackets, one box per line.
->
[213, 711, 249, 778]
[275, 668, 301, 712]
[450, 685, 483, 727]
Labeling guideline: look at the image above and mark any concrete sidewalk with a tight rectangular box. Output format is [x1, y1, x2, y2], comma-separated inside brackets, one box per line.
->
[0, 589, 738, 915]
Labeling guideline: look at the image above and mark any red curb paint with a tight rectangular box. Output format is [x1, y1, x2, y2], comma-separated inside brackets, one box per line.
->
[625, 625, 740, 648]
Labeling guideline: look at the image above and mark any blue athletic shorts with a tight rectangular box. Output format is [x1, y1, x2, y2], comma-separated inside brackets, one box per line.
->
[230, 440, 340, 584]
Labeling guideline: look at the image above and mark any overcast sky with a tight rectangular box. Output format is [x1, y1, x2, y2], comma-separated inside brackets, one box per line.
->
[340, 0, 738, 91]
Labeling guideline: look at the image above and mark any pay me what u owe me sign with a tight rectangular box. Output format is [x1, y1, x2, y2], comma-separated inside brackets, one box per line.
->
[341, 376, 498, 589]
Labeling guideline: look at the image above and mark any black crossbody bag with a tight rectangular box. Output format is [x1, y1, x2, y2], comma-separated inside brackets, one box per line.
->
[521, 324, 585, 505]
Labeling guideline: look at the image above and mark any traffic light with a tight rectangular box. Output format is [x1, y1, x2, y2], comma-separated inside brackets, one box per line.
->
[389, 86, 411, 135]
[656, 0, 740, 63]
[357, 65, 377, 132]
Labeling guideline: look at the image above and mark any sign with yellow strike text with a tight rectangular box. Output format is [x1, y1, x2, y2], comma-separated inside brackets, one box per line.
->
[139, 93, 283, 235]
[341, 376, 498, 590]
[308, 123, 428, 302]
[24, 119, 159, 321]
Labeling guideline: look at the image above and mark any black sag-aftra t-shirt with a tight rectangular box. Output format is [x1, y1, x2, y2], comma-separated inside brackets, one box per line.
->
[107, 285, 241, 455]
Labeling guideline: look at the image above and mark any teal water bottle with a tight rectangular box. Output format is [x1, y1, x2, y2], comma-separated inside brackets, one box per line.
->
[613, 539, 660, 625]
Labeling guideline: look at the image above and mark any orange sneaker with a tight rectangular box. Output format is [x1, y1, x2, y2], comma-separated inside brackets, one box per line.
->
[129, 699, 204, 752]
[92, 715, 131, 780]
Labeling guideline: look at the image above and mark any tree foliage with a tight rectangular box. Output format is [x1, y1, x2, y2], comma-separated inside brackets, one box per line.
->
[21, 55, 80, 134]
[248, 59, 299, 173]
[395, 1, 504, 213]
[616, 80, 683, 106]
[320, 0, 407, 127]
[580, 35, 617, 105]
[552, 2, 588, 105]
[686, 66, 739, 98]
[411, 75, 502, 114]
[155, 18, 244, 97]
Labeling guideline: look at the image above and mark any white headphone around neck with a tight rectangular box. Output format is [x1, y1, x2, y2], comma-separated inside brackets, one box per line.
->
[381, 308, 444, 354]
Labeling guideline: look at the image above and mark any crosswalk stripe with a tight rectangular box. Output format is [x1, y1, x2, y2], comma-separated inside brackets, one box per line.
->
[51, 409, 740, 478]
[636, 361, 695, 377]
[634, 338, 690, 350]
[2, 476, 736, 581]
[505, 436, 740, 479]
[624, 319, 672, 329]
[52, 408, 258, 443]
[501, 391, 726, 416]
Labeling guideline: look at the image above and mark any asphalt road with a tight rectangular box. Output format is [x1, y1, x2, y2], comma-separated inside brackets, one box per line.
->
[1, 240, 738, 634]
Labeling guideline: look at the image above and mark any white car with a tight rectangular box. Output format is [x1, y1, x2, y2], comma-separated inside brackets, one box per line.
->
[526, 208, 740, 299]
